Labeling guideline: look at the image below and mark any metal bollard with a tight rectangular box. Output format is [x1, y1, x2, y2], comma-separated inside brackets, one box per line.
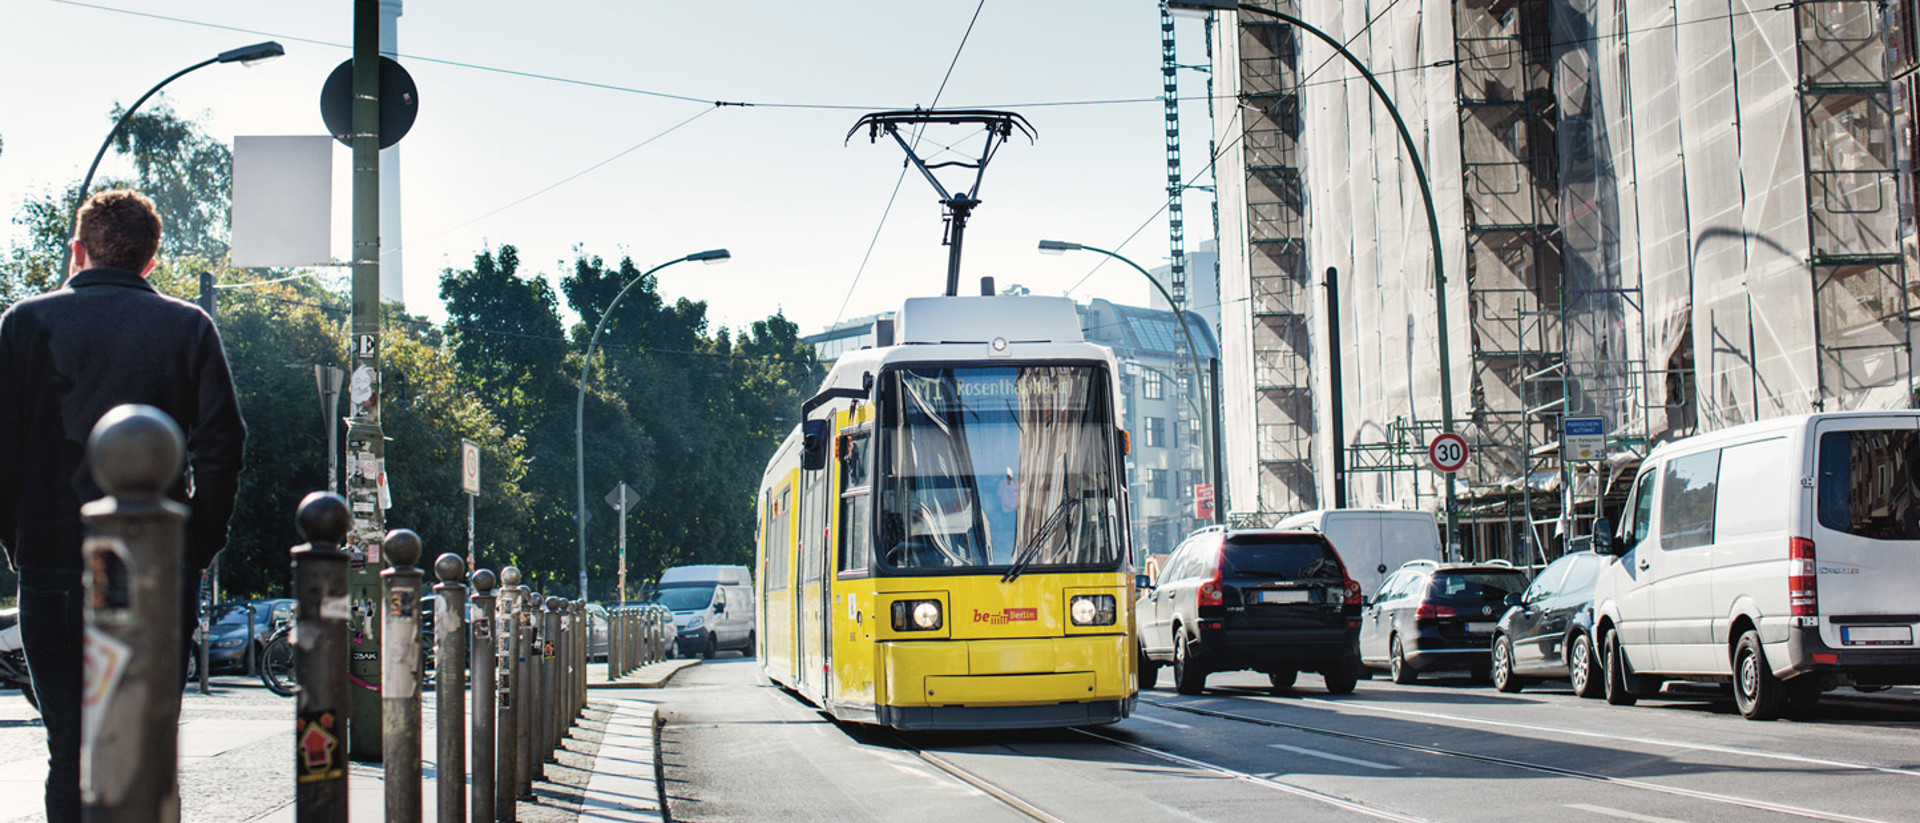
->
[575, 602, 587, 718]
[544, 596, 563, 761]
[432, 554, 467, 823]
[246, 604, 258, 676]
[381, 530, 426, 823]
[514, 584, 535, 800]
[198, 596, 212, 694]
[79, 406, 189, 820]
[290, 492, 352, 822]
[469, 569, 498, 823]
[496, 568, 522, 820]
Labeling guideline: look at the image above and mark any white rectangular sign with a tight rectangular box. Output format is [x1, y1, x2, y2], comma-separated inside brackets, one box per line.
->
[231, 135, 332, 267]
[461, 439, 481, 496]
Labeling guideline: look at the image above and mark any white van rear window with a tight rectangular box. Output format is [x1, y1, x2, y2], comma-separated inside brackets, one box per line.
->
[1817, 430, 1920, 540]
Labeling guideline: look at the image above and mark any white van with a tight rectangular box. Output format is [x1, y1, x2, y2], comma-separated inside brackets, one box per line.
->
[657, 564, 756, 658]
[1273, 509, 1443, 596]
[1591, 411, 1920, 719]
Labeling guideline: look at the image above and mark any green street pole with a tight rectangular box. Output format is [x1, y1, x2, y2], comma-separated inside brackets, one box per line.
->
[575, 250, 729, 601]
[1171, 0, 1458, 541]
[345, 0, 387, 762]
[1039, 240, 1218, 523]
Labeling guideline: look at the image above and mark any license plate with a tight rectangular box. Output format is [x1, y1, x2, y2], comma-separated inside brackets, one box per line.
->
[1256, 590, 1312, 604]
[1465, 621, 1496, 633]
[1841, 625, 1913, 646]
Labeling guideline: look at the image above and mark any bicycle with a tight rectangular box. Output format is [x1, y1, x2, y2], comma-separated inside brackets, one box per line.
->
[260, 617, 297, 697]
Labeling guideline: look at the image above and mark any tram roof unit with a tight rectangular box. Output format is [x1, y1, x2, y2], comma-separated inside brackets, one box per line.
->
[817, 294, 1118, 397]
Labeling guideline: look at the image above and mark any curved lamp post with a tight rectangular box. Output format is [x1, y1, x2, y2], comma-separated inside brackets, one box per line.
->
[1040, 239, 1218, 523]
[62, 41, 285, 274]
[575, 248, 730, 599]
[1167, 0, 1458, 535]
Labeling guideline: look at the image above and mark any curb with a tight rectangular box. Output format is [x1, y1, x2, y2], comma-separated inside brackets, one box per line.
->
[589, 659, 701, 690]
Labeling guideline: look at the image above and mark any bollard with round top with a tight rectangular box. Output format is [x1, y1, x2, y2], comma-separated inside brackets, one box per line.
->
[290, 491, 352, 823]
[80, 406, 189, 822]
[469, 568, 499, 823]
[513, 583, 536, 800]
[497, 567, 524, 820]
[380, 529, 425, 823]
[543, 595, 564, 761]
[431, 553, 467, 823]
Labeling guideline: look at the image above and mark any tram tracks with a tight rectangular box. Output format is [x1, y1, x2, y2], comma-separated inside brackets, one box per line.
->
[1139, 694, 1900, 823]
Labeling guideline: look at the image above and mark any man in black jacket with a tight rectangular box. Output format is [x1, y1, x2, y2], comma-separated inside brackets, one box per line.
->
[0, 189, 246, 822]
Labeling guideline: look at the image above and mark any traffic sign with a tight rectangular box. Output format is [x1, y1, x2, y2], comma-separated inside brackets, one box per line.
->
[460, 439, 480, 496]
[1563, 416, 1606, 462]
[605, 482, 639, 514]
[1428, 432, 1469, 474]
[1193, 483, 1215, 520]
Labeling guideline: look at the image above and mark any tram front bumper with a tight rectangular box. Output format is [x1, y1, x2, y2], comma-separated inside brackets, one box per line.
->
[880, 634, 1131, 709]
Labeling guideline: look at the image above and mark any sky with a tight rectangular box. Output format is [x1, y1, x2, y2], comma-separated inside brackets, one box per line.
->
[1, 0, 1218, 337]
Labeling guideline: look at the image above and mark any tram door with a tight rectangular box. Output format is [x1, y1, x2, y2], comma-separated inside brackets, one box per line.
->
[797, 455, 831, 700]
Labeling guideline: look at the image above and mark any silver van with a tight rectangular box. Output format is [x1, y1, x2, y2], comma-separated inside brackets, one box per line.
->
[1273, 509, 1443, 597]
[658, 564, 756, 658]
[1591, 411, 1920, 719]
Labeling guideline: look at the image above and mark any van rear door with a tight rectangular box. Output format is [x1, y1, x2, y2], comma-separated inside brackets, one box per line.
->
[1810, 416, 1920, 653]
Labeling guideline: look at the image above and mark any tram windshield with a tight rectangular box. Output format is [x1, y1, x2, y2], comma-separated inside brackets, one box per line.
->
[879, 365, 1120, 572]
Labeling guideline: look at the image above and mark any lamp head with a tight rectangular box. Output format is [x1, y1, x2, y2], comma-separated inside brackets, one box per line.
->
[1167, 0, 1238, 17]
[216, 41, 286, 66]
[687, 248, 731, 265]
[1037, 239, 1081, 255]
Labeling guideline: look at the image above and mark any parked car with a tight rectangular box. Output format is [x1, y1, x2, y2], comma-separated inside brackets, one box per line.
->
[1272, 509, 1444, 597]
[1136, 526, 1364, 695]
[1489, 551, 1605, 696]
[204, 599, 293, 673]
[1592, 411, 1920, 719]
[1360, 560, 1530, 683]
[658, 564, 755, 658]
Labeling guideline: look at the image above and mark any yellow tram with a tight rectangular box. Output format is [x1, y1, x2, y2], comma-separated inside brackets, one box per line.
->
[755, 294, 1137, 730]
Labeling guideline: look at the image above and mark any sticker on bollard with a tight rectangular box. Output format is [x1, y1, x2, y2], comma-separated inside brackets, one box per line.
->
[80, 627, 132, 753]
[298, 711, 345, 783]
[386, 589, 418, 700]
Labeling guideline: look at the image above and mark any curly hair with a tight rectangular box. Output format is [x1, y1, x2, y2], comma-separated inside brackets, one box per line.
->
[74, 189, 162, 271]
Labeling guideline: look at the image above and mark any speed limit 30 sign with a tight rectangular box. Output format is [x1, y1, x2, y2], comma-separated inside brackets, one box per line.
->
[1428, 432, 1469, 474]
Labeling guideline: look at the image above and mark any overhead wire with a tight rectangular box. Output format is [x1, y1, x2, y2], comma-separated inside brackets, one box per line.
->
[828, 0, 987, 329]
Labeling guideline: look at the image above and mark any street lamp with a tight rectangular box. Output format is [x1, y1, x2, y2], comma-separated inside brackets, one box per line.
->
[62, 41, 286, 274]
[1040, 239, 1219, 523]
[1165, 0, 1459, 535]
[575, 248, 730, 600]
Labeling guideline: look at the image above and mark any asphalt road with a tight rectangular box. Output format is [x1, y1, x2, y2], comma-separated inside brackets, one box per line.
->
[658, 657, 1920, 823]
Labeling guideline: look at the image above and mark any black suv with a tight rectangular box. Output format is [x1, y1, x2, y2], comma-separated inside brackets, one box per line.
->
[1359, 560, 1530, 683]
[1136, 527, 1364, 695]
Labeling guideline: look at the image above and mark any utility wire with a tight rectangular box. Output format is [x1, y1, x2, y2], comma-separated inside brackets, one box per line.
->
[829, 0, 987, 328]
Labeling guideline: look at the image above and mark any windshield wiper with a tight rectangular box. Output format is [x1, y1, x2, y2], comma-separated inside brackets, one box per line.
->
[1001, 497, 1079, 584]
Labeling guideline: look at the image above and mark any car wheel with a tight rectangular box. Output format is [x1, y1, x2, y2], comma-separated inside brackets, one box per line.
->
[1733, 630, 1784, 720]
[1173, 630, 1207, 695]
[1389, 636, 1417, 684]
[1321, 659, 1359, 695]
[1491, 636, 1524, 693]
[1603, 630, 1638, 706]
[1268, 669, 1298, 692]
[702, 632, 717, 660]
[1569, 632, 1603, 699]
[744, 630, 756, 658]
[1137, 645, 1161, 692]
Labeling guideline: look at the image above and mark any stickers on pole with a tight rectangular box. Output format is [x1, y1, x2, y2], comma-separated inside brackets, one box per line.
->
[297, 710, 345, 783]
[80, 626, 132, 754]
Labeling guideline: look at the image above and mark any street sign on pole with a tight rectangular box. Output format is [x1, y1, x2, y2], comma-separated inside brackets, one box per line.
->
[460, 440, 481, 496]
[1563, 416, 1606, 462]
[1428, 432, 1469, 474]
[606, 483, 637, 604]
[1193, 483, 1215, 521]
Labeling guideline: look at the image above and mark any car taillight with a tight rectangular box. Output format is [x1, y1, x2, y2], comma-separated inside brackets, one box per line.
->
[1198, 545, 1224, 606]
[1789, 537, 1817, 617]
[1414, 602, 1457, 621]
[1343, 577, 1363, 606]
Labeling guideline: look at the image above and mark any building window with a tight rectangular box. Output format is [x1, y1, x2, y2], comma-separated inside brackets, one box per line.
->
[1177, 373, 1191, 397]
[1148, 468, 1170, 499]
[1189, 418, 1203, 440]
[1144, 416, 1166, 447]
[1142, 369, 1164, 399]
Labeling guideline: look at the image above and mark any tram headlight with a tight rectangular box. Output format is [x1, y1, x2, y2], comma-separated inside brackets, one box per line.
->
[891, 599, 943, 631]
[1070, 594, 1117, 627]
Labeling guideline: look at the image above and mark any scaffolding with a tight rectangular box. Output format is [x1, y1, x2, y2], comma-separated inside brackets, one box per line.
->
[1162, 3, 1190, 306]
[1239, 4, 1317, 517]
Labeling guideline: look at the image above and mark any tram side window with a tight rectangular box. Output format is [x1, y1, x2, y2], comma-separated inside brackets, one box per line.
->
[767, 487, 791, 590]
[839, 431, 873, 574]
